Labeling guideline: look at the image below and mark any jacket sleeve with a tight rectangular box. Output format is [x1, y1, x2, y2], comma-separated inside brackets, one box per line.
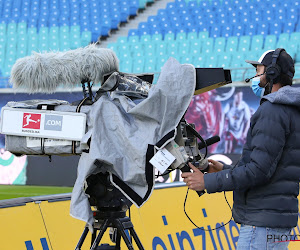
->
[204, 102, 290, 193]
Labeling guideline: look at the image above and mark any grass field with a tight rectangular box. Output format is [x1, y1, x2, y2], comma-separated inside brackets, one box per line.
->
[0, 185, 73, 200]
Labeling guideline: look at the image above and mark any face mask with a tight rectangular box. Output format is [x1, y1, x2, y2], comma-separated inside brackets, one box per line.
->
[251, 77, 264, 97]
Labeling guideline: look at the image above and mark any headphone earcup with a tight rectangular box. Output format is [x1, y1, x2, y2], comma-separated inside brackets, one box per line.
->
[266, 64, 281, 82]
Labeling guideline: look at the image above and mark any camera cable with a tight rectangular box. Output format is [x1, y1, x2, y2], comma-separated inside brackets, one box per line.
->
[183, 159, 241, 231]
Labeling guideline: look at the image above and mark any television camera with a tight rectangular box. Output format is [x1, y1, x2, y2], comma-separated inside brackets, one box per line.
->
[75, 67, 230, 250]
[1, 46, 231, 249]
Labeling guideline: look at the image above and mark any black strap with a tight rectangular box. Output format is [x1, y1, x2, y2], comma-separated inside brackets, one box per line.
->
[72, 97, 90, 154]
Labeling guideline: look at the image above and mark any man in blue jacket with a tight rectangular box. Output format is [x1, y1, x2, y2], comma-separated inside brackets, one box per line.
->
[182, 48, 300, 249]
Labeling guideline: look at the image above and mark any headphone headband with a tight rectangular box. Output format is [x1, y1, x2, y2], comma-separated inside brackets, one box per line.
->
[271, 48, 285, 69]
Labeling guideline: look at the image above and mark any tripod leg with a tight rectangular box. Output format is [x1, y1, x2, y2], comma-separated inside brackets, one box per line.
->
[114, 219, 136, 250]
[128, 227, 145, 250]
[90, 219, 109, 250]
[115, 232, 121, 250]
[116, 217, 145, 250]
[75, 227, 89, 250]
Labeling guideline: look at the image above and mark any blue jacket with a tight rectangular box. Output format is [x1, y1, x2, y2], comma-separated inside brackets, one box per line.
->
[204, 86, 300, 228]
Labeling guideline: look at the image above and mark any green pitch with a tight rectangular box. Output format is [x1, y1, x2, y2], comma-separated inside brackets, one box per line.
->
[0, 185, 73, 200]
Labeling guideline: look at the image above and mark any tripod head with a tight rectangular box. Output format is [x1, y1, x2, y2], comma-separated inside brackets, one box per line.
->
[84, 172, 132, 212]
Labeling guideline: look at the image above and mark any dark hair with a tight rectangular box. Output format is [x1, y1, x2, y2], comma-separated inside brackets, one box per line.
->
[278, 73, 293, 86]
[275, 51, 295, 86]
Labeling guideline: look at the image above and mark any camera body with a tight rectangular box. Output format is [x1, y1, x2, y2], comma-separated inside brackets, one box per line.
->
[161, 119, 209, 173]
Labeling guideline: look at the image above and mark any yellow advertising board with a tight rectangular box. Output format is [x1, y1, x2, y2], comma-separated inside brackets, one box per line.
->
[0, 184, 300, 249]
[0, 202, 50, 250]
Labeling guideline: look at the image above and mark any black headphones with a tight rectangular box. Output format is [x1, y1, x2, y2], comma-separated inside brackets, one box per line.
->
[265, 48, 285, 84]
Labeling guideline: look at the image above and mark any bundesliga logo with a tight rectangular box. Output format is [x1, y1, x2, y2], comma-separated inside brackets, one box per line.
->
[22, 113, 41, 129]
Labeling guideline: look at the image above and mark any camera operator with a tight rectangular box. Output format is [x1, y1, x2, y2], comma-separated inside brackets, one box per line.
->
[182, 49, 300, 249]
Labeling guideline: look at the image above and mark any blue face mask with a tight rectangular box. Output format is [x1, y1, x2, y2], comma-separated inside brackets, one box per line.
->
[251, 77, 264, 97]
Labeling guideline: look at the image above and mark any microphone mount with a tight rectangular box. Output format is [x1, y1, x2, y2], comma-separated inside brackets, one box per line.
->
[245, 73, 265, 83]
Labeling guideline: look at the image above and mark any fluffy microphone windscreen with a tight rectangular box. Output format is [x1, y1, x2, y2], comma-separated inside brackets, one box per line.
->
[10, 44, 119, 93]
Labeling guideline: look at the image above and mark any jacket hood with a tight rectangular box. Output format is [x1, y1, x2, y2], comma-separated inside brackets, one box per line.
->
[262, 85, 300, 107]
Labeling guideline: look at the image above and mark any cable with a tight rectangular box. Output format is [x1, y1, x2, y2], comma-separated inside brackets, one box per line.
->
[186, 123, 208, 158]
[183, 188, 233, 231]
[183, 158, 241, 231]
[155, 168, 175, 178]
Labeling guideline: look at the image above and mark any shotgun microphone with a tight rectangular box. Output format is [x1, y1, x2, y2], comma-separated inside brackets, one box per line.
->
[10, 44, 119, 93]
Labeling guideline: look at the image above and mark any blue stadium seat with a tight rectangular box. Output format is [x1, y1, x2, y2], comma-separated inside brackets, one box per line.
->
[128, 35, 140, 44]
[151, 34, 163, 43]
[218, 53, 232, 68]
[107, 42, 118, 53]
[60, 26, 71, 50]
[207, 54, 218, 68]
[49, 26, 60, 51]
[199, 31, 209, 41]
[140, 34, 151, 44]
[215, 37, 226, 54]
[190, 39, 202, 56]
[283, 21, 296, 34]
[139, 0, 147, 9]
[251, 34, 264, 52]
[11, 0, 22, 22]
[179, 55, 193, 64]
[156, 55, 168, 71]
[276, 33, 290, 48]
[231, 23, 244, 37]
[156, 42, 167, 57]
[164, 33, 175, 43]
[128, 29, 139, 37]
[132, 57, 145, 73]
[211, 26, 222, 38]
[21, 0, 31, 20]
[238, 36, 251, 52]
[38, 27, 49, 52]
[290, 32, 300, 60]
[202, 38, 214, 54]
[129, 0, 139, 16]
[27, 27, 38, 54]
[269, 22, 282, 37]
[264, 35, 277, 50]
[144, 56, 156, 72]
[226, 36, 238, 53]
[221, 25, 232, 38]
[138, 22, 151, 36]
[144, 43, 156, 58]
[117, 36, 127, 45]
[176, 32, 187, 43]
[0, 35, 6, 69]
[230, 52, 246, 81]
[120, 60, 132, 73]
[149, 21, 162, 36]
[131, 44, 143, 58]
[294, 63, 300, 78]
[192, 54, 207, 68]
[187, 32, 198, 41]
[110, 7, 121, 29]
[117, 44, 131, 61]
[178, 41, 190, 58]
[245, 24, 256, 37]
[119, 0, 130, 23]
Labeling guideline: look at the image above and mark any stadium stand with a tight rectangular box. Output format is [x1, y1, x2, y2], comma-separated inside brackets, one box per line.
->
[107, 0, 300, 82]
[0, 0, 299, 87]
[0, 0, 147, 87]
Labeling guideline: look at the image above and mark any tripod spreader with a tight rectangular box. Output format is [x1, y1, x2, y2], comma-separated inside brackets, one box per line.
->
[75, 209, 144, 250]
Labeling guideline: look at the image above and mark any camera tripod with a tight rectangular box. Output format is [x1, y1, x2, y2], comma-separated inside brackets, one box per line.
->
[75, 209, 144, 250]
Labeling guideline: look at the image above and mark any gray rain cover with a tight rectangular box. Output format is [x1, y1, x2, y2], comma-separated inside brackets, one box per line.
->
[70, 58, 196, 228]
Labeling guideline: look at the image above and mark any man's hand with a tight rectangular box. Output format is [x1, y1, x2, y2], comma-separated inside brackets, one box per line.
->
[207, 159, 223, 173]
[181, 162, 205, 191]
